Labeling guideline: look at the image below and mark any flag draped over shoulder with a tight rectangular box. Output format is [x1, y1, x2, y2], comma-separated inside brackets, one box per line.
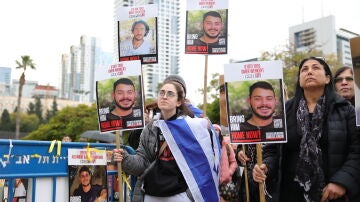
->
[155, 116, 221, 202]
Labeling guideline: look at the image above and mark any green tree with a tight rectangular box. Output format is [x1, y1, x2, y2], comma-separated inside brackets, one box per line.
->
[45, 97, 58, 122]
[259, 43, 342, 99]
[0, 109, 11, 131]
[16, 114, 40, 132]
[23, 104, 98, 141]
[15, 55, 36, 139]
[198, 73, 220, 103]
[206, 97, 220, 124]
[51, 97, 58, 114]
[8, 112, 40, 133]
[198, 73, 221, 122]
[283, 66, 298, 99]
[27, 102, 35, 114]
[34, 96, 43, 122]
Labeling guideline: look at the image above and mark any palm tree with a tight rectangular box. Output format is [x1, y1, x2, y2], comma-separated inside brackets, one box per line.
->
[15, 55, 36, 139]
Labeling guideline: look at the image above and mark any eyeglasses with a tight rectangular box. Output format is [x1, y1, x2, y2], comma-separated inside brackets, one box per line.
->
[158, 90, 177, 98]
[334, 76, 354, 83]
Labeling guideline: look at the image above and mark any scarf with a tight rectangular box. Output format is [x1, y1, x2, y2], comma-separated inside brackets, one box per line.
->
[294, 95, 326, 202]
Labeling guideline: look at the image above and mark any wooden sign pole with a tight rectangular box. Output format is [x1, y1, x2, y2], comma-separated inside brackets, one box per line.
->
[115, 130, 123, 201]
[242, 145, 250, 202]
[256, 144, 266, 202]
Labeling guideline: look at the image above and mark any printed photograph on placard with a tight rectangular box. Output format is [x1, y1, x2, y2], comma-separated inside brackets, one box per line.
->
[118, 18, 157, 57]
[117, 4, 158, 64]
[226, 79, 285, 143]
[95, 61, 144, 133]
[97, 75, 143, 132]
[12, 178, 28, 202]
[185, 0, 228, 54]
[224, 61, 287, 144]
[106, 151, 119, 202]
[68, 149, 108, 202]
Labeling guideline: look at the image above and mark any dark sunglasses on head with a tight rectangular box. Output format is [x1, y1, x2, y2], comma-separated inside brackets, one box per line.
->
[334, 76, 353, 83]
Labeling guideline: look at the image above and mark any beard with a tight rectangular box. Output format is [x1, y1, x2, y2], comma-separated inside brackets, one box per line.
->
[133, 35, 144, 41]
[114, 99, 134, 111]
[82, 183, 90, 187]
[250, 105, 275, 120]
[204, 30, 220, 39]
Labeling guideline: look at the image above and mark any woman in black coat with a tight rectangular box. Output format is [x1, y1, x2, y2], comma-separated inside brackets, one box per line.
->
[252, 57, 360, 202]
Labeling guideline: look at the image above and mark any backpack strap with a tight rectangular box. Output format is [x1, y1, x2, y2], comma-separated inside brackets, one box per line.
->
[138, 128, 167, 181]
[158, 141, 167, 157]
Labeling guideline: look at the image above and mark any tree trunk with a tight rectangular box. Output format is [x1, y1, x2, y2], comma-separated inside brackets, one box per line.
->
[15, 73, 25, 139]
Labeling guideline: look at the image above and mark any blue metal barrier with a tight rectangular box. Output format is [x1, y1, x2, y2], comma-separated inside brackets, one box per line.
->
[0, 139, 125, 202]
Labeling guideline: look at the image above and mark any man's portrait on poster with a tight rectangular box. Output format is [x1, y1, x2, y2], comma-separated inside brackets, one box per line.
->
[119, 18, 156, 57]
[97, 76, 143, 131]
[226, 79, 285, 143]
[186, 9, 227, 54]
[69, 165, 107, 202]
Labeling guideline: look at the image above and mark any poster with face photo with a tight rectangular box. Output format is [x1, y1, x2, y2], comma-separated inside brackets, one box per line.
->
[185, 0, 228, 54]
[12, 178, 28, 202]
[68, 148, 108, 202]
[350, 36, 360, 126]
[95, 60, 144, 132]
[224, 60, 287, 144]
[117, 4, 158, 64]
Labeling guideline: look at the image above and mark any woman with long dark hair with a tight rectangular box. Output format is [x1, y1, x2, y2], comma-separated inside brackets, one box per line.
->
[253, 57, 360, 202]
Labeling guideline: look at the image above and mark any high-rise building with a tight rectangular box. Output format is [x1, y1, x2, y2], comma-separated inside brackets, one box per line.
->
[60, 35, 113, 102]
[115, 0, 181, 99]
[289, 15, 359, 66]
[0, 67, 11, 95]
[60, 54, 70, 99]
[337, 28, 359, 66]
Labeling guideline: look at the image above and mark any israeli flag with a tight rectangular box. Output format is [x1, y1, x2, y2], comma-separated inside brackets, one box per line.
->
[155, 116, 221, 202]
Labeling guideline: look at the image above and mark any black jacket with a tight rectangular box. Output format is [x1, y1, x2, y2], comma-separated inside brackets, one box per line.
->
[264, 93, 360, 202]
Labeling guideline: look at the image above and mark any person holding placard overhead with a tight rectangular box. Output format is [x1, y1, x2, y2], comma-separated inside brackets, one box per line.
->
[253, 57, 360, 202]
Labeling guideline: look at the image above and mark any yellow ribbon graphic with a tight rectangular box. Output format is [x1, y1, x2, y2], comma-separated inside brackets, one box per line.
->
[48, 140, 62, 156]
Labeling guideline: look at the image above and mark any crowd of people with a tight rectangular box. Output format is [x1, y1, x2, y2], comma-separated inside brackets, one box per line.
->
[51, 56, 359, 202]
[111, 55, 359, 202]
[113, 12, 360, 202]
[251, 58, 360, 202]
[51, 55, 359, 202]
